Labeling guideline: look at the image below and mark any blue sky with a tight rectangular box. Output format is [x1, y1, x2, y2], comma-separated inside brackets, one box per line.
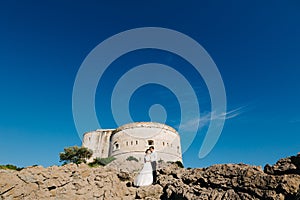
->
[0, 1, 299, 168]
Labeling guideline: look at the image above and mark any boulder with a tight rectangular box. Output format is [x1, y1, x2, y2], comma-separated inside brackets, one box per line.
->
[264, 153, 300, 175]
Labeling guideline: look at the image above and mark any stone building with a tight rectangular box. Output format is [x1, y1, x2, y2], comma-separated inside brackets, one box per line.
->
[82, 122, 182, 163]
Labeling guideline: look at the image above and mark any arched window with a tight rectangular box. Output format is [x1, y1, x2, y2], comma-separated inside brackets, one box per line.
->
[126, 141, 129, 146]
[113, 141, 120, 151]
[162, 142, 165, 146]
[136, 140, 138, 145]
[148, 140, 154, 145]
[177, 146, 180, 153]
[131, 141, 133, 145]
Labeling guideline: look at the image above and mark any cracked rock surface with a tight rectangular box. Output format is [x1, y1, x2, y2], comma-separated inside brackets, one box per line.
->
[1, 154, 300, 199]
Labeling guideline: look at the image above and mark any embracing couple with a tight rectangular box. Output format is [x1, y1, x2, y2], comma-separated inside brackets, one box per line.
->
[134, 146, 157, 186]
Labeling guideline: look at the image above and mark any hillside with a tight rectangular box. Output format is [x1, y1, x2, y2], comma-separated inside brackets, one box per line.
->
[1, 154, 300, 200]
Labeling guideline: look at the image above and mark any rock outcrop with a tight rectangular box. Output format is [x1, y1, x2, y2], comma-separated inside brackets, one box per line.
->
[264, 153, 300, 175]
[1, 154, 300, 200]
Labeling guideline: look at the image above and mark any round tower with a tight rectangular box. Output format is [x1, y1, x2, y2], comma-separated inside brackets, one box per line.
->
[109, 122, 182, 162]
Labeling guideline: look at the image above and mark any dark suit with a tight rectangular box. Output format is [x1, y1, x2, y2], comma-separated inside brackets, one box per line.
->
[151, 151, 157, 183]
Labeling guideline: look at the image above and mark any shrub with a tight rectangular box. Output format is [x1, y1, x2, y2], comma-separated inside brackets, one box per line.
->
[88, 157, 116, 167]
[0, 164, 23, 171]
[166, 161, 184, 168]
[175, 161, 184, 168]
[158, 159, 164, 164]
[126, 156, 139, 162]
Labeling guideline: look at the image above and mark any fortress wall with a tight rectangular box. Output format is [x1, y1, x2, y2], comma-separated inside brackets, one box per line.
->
[111, 151, 181, 163]
[97, 129, 113, 158]
[82, 122, 183, 164]
[82, 131, 99, 162]
[82, 129, 113, 161]
[151, 131, 182, 161]
[82, 131, 99, 153]
[110, 124, 182, 162]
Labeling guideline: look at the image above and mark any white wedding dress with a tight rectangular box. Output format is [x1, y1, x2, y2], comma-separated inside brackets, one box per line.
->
[134, 155, 153, 186]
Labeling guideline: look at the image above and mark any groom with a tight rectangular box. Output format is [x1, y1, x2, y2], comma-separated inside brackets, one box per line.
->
[149, 146, 157, 184]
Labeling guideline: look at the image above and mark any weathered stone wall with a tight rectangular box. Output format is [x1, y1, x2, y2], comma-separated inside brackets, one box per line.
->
[110, 122, 182, 162]
[82, 129, 113, 162]
[82, 122, 182, 163]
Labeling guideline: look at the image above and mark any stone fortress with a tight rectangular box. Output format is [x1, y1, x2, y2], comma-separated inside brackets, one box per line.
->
[82, 122, 182, 163]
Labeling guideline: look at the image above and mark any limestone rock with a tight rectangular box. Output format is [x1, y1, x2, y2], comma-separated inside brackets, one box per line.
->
[136, 184, 163, 199]
[264, 153, 300, 175]
[1, 153, 300, 199]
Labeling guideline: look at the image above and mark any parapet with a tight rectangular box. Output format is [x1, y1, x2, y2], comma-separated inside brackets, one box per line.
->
[114, 122, 178, 134]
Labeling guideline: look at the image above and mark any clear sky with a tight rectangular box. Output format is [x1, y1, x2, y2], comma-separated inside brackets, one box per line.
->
[0, 1, 299, 168]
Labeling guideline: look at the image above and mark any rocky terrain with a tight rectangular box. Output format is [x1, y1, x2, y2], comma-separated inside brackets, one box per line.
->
[1, 154, 300, 200]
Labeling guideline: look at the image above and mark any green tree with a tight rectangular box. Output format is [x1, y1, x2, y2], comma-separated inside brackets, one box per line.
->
[59, 146, 93, 165]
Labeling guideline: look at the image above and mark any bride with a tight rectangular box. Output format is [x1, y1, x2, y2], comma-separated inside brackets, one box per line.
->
[134, 149, 153, 186]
